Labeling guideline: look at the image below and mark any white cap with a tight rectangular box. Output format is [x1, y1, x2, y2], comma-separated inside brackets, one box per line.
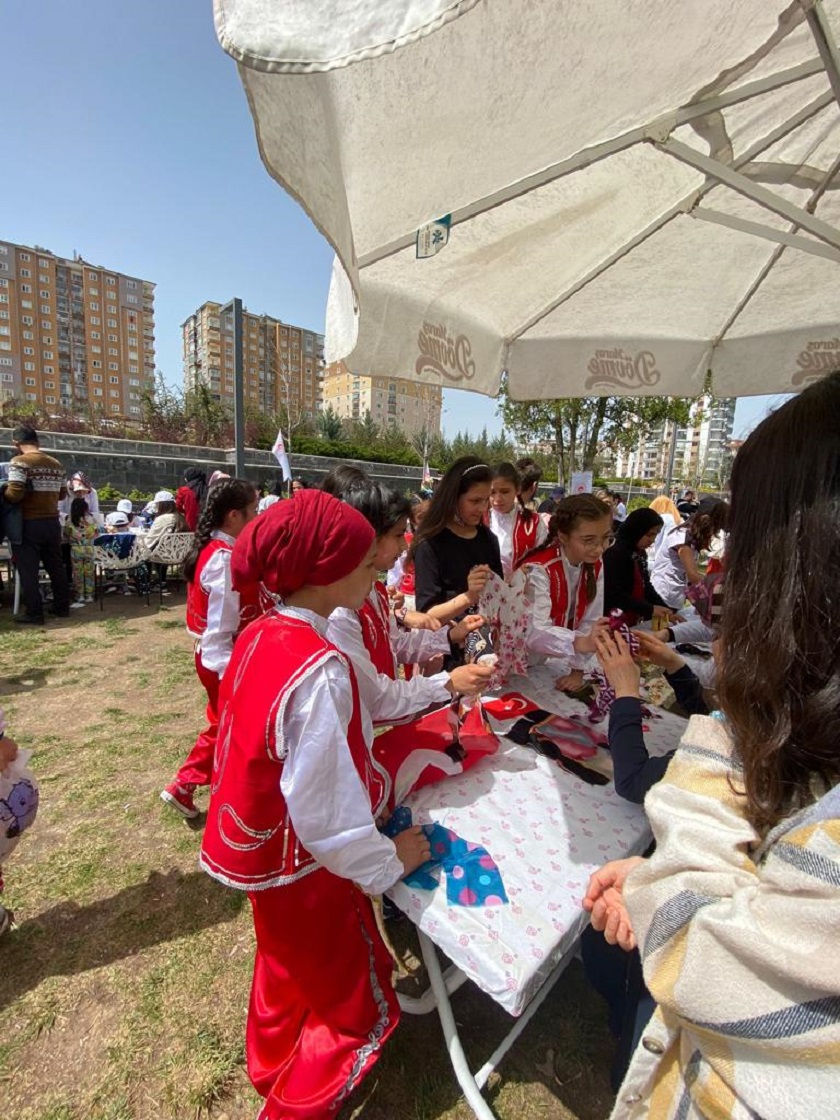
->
[153, 490, 175, 505]
[106, 511, 129, 528]
[116, 499, 133, 514]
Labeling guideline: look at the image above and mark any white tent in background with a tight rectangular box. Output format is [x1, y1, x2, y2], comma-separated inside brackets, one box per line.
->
[213, 0, 840, 403]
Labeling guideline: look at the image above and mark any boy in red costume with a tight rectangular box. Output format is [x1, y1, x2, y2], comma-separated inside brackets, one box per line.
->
[200, 490, 429, 1119]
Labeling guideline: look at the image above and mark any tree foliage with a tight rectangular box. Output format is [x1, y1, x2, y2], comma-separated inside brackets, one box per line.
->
[497, 378, 692, 485]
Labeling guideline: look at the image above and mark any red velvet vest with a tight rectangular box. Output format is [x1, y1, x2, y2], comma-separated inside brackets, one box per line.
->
[485, 509, 542, 571]
[398, 532, 415, 595]
[357, 581, 398, 680]
[200, 610, 391, 891]
[186, 537, 263, 638]
[521, 546, 602, 629]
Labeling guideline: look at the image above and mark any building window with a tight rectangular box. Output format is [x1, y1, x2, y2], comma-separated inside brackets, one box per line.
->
[110, 389, 119, 398]
[92, 360, 102, 368]
[21, 300, 32, 309]
[41, 335, 52, 344]
[45, 396, 56, 404]
[40, 320, 50, 329]
[109, 374, 119, 382]
[45, 381, 55, 388]
[42, 350, 53, 359]
[26, 393, 37, 401]
[21, 284, 32, 293]
[94, 388, 103, 396]
[23, 330, 33, 340]
[87, 271, 98, 281]
[106, 276, 115, 286]
[41, 305, 51, 314]
[91, 316, 100, 325]
[91, 346, 101, 354]
[91, 331, 101, 339]
[92, 374, 102, 382]
[38, 258, 49, 268]
[39, 290, 50, 299]
[20, 267, 31, 276]
[25, 377, 36, 386]
[127, 295, 138, 304]
[24, 362, 35, 371]
[23, 347, 34, 355]
[126, 279, 136, 289]
[0, 342, 9, 351]
[89, 302, 99, 311]
[107, 319, 117, 328]
[89, 287, 98, 296]
[129, 364, 138, 373]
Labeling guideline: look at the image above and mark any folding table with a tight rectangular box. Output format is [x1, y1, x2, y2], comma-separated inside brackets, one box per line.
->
[387, 665, 686, 1119]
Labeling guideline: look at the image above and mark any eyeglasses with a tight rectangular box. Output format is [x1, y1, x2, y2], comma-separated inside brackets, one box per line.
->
[571, 532, 616, 549]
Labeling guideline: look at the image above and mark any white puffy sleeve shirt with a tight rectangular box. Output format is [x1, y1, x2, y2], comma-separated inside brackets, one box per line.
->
[278, 622, 404, 895]
[327, 602, 452, 724]
[197, 530, 241, 678]
[520, 554, 603, 672]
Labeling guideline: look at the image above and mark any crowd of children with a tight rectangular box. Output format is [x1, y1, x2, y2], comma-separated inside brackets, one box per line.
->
[6, 371, 838, 1120]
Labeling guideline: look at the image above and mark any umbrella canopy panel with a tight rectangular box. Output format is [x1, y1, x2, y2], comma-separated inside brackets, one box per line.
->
[217, 0, 840, 398]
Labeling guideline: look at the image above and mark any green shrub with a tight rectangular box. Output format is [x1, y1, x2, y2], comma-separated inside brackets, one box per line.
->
[97, 482, 123, 501]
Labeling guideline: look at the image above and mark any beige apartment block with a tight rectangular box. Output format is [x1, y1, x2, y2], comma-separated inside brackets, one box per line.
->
[323, 360, 442, 436]
[182, 301, 323, 421]
[0, 239, 155, 420]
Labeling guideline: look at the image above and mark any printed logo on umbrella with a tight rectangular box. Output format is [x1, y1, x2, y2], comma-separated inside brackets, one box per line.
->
[792, 338, 840, 386]
[416, 321, 476, 381]
[585, 347, 661, 390]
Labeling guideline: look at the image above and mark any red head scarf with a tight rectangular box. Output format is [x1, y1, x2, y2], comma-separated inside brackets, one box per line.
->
[231, 488, 374, 600]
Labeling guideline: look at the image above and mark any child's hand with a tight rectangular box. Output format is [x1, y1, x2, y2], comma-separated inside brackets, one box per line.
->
[466, 565, 492, 605]
[388, 588, 406, 611]
[447, 662, 494, 696]
[554, 669, 585, 693]
[0, 736, 20, 771]
[448, 614, 486, 645]
[573, 618, 609, 655]
[403, 610, 441, 631]
[394, 825, 432, 875]
[594, 630, 641, 698]
[633, 630, 686, 674]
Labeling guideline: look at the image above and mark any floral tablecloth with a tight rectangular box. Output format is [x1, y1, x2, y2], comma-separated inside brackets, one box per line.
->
[386, 663, 686, 1016]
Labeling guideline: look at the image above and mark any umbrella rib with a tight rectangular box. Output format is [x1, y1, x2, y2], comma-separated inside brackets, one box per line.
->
[805, 1, 840, 109]
[707, 149, 840, 347]
[691, 207, 840, 262]
[656, 136, 840, 250]
[356, 58, 825, 270]
[504, 93, 834, 344]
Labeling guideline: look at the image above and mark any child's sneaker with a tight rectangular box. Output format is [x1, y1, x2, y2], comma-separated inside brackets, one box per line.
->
[160, 782, 200, 819]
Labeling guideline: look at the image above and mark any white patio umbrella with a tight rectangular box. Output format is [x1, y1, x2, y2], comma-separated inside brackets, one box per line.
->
[215, 0, 840, 399]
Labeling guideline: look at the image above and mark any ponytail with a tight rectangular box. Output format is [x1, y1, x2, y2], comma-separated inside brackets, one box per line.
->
[183, 477, 257, 583]
[516, 494, 612, 603]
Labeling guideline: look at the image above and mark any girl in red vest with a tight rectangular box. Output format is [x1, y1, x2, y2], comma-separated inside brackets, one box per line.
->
[326, 478, 492, 725]
[385, 493, 430, 609]
[160, 478, 259, 819]
[513, 495, 613, 692]
[200, 491, 430, 1120]
[486, 461, 548, 579]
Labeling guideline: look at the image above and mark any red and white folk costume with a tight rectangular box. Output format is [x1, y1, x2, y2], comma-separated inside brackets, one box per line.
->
[487, 507, 547, 579]
[174, 530, 262, 787]
[200, 492, 405, 1120]
[512, 544, 603, 674]
[327, 580, 452, 725]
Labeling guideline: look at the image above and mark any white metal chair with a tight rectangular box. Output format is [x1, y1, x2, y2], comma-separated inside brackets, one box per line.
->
[144, 532, 195, 602]
[92, 535, 152, 608]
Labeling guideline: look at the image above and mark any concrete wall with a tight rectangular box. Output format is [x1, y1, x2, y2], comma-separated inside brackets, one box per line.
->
[0, 428, 425, 496]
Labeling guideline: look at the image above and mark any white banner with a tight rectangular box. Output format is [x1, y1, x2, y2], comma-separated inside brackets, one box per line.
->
[272, 427, 291, 480]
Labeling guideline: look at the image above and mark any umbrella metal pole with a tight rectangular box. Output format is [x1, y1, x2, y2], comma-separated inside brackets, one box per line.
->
[664, 419, 679, 493]
[223, 297, 247, 479]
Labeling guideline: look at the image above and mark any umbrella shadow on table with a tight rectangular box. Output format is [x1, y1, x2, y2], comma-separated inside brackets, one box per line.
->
[0, 866, 245, 1012]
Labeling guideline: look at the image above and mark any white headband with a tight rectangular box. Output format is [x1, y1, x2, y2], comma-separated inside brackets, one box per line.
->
[462, 463, 490, 476]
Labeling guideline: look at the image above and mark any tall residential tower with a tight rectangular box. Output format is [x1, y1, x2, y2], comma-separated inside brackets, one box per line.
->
[0, 240, 155, 419]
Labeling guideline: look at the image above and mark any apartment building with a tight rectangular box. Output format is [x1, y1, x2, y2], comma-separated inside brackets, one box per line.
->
[0, 239, 155, 419]
[613, 395, 737, 485]
[182, 301, 323, 421]
[322, 360, 443, 436]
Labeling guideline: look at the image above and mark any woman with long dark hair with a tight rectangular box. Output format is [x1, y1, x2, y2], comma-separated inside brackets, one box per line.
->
[585, 370, 840, 1118]
[410, 456, 503, 623]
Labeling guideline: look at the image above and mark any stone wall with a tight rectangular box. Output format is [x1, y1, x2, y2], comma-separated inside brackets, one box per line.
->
[0, 428, 426, 497]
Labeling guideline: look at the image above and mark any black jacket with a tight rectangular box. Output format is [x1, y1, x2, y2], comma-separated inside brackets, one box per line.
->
[603, 536, 667, 622]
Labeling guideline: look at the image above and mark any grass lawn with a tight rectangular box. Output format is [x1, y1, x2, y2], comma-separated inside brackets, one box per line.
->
[0, 593, 618, 1120]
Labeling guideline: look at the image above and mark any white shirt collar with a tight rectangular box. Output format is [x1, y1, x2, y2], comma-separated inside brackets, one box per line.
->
[211, 529, 237, 546]
[274, 603, 329, 636]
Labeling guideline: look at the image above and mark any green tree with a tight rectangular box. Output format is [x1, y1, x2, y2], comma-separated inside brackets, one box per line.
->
[318, 405, 345, 442]
[498, 379, 692, 486]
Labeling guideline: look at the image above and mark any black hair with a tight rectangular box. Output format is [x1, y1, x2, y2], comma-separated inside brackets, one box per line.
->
[183, 467, 209, 506]
[321, 464, 369, 496]
[326, 471, 411, 537]
[409, 456, 493, 558]
[12, 425, 38, 445]
[183, 477, 257, 582]
[70, 497, 89, 527]
[515, 457, 542, 490]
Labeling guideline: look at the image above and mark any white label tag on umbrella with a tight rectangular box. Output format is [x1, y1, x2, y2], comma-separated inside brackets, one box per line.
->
[416, 214, 451, 258]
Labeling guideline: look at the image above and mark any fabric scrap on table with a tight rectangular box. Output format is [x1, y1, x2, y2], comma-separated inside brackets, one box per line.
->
[382, 806, 508, 906]
[587, 611, 662, 725]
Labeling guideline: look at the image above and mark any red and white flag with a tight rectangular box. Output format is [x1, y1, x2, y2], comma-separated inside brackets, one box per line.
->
[272, 427, 291, 480]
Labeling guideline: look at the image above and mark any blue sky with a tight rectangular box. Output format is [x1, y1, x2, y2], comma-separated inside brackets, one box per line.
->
[2, 0, 778, 440]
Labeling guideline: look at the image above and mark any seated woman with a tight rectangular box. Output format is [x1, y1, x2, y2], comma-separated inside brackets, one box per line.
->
[584, 369, 840, 1119]
[650, 496, 728, 609]
[603, 508, 679, 627]
[326, 477, 493, 724]
[411, 456, 503, 626]
[200, 491, 430, 1117]
[512, 495, 612, 691]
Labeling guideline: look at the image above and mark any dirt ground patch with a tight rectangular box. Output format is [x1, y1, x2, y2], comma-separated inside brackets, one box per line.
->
[0, 593, 618, 1120]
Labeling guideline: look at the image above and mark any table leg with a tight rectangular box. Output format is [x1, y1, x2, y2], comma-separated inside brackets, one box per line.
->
[418, 931, 498, 1120]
